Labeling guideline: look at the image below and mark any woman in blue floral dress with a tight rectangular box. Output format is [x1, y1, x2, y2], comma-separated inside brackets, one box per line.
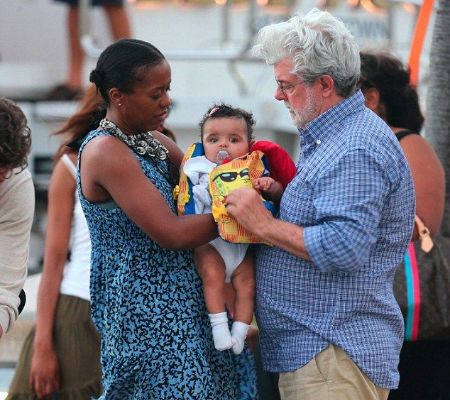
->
[78, 38, 256, 399]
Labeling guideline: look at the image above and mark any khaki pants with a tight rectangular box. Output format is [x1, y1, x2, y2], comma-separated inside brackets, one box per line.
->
[278, 344, 390, 400]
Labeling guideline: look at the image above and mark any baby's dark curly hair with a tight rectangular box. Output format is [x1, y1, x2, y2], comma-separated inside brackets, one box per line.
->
[0, 98, 32, 172]
[199, 103, 255, 141]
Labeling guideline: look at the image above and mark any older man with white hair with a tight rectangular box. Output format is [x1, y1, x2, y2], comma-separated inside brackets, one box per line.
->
[226, 9, 415, 400]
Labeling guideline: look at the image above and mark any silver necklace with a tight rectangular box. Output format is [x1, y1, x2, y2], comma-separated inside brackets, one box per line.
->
[99, 118, 168, 161]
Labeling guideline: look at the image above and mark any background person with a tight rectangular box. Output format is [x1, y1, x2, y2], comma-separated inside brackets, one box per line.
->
[79, 38, 256, 399]
[46, 0, 131, 101]
[0, 98, 34, 339]
[7, 85, 103, 400]
[359, 51, 446, 400]
[225, 9, 415, 400]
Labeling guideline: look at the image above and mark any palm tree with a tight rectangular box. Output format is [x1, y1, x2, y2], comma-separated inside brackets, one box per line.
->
[426, 0, 450, 236]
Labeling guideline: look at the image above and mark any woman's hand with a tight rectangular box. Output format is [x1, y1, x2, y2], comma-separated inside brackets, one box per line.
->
[30, 347, 60, 399]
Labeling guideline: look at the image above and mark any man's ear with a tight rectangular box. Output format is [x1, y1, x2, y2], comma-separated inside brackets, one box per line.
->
[318, 75, 335, 97]
[363, 87, 380, 112]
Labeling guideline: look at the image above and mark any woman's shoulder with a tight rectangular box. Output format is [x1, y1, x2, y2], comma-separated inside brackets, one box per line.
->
[80, 130, 129, 159]
[394, 129, 419, 142]
[397, 131, 439, 161]
[79, 128, 115, 152]
[397, 130, 445, 238]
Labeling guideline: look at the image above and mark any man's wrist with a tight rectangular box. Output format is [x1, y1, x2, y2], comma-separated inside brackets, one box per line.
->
[259, 216, 276, 245]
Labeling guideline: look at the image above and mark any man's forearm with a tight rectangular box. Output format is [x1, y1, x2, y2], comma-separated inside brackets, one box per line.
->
[261, 218, 311, 261]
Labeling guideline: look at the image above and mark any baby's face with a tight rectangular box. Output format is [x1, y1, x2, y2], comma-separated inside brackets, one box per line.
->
[202, 117, 250, 163]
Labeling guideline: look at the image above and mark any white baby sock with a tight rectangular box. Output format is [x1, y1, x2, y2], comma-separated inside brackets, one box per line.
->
[209, 312, 233, 351]
[231, 321, 250, 355]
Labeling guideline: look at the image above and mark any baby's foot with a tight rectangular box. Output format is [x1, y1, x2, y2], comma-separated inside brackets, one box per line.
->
[209, 312, 233, 351]
[231, 321, 250, 355]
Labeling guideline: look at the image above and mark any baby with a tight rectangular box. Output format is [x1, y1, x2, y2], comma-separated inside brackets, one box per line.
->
[182, 103, 284, 354]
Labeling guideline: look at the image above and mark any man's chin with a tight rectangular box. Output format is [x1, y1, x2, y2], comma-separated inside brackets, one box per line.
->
[288, 113, 300, 126]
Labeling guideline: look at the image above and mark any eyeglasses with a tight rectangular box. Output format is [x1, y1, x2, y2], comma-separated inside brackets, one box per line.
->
[276, 80, 303, 96]
[213, 168, 249, 183]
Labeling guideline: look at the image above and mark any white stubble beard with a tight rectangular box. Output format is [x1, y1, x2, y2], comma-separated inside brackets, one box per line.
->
[285, 87, 322, 129]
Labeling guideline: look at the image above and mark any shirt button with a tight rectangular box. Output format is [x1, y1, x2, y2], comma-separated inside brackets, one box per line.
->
[316, 139, 321, 145]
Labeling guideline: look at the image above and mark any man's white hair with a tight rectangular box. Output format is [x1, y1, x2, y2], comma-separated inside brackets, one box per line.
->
[252, 8, 360, 97]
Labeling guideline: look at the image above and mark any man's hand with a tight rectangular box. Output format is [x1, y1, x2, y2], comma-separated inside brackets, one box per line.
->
[227, 187, 310, 260]
[225, 187, 274, 242]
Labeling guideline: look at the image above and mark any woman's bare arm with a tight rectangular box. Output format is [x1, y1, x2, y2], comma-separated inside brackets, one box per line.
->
[400, 134, 445, 238]
[80, 136, 217, 249]
[31, 155, 76, 398]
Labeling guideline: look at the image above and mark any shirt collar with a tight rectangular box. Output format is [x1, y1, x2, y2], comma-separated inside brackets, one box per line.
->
[299, 90, 366, 147]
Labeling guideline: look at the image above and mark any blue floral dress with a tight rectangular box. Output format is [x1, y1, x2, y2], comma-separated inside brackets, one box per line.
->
[78, 129, 257, 400]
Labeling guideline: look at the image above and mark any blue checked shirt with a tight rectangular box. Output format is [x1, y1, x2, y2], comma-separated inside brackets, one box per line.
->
[256, 90, 415, 389]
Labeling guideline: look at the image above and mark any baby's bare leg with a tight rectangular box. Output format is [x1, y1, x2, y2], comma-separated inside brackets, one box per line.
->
[194, 244, 232, 351]
[231, 251, 255, 324]
[230, 251, 255, 354]
[194, 244, 226, 313]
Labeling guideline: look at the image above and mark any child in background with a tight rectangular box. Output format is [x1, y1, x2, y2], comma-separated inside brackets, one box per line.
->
[182, 103, 284, 355]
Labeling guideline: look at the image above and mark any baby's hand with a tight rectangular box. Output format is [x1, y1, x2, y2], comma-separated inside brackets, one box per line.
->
[253, 176, 284, 202]
[253, 176, 275, 193]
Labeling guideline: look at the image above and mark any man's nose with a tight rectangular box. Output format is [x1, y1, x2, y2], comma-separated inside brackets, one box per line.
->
[275, 86, 286, 101]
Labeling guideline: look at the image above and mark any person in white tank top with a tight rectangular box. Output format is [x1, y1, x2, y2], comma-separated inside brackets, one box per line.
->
[58, 153, 91, 301]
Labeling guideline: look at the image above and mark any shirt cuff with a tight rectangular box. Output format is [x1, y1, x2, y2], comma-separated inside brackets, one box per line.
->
[304, 225, 332, 273]
[0, 308, 11, 336]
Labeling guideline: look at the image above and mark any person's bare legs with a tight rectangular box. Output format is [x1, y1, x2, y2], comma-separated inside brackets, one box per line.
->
[230, 252, 255, 354]
[103, 4, 131, 40]
[67, 6, 84, 90]
[195, 244, 228, 314]
[194, 244, 231, 351]
[231, 252, 255, 324]
[65, 4, 130, 92]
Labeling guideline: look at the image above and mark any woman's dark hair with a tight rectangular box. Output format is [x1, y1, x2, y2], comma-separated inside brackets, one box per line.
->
[199, 103, 255, 141]
[0, 97, 31, 171]
[53, 84, 106, 161]
[89, 38, 166, 104]
[359, 52, 424, 133]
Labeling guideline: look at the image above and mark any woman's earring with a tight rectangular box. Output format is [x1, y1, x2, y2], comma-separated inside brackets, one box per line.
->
[118, 103, 122, 107]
